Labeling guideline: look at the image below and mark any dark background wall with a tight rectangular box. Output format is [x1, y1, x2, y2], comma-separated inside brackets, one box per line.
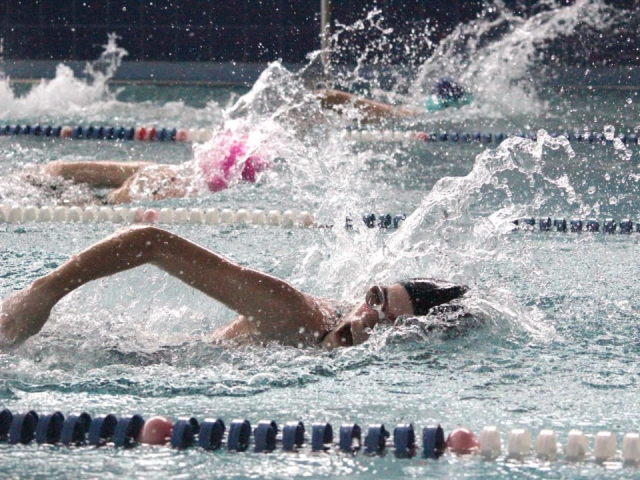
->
[0, 0, 637, 65]
[0, 0, 483, 62]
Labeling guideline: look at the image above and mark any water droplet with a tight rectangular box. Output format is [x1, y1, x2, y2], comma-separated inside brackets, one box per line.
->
[604, 125, 615, 141]
[609, 196, 618, 205]
[604, 174, 611, 181]
[587, 186, 596, 194]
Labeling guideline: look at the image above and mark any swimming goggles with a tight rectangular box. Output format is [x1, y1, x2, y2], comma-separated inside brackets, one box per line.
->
[365, 285, 389, 321]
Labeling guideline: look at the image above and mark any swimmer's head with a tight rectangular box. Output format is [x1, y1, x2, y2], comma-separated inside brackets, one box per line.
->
[195, 131, 270, 193]
[321, 279, 467, 348]
[432, 78, 466, 101]
[398, 278, 468, 316]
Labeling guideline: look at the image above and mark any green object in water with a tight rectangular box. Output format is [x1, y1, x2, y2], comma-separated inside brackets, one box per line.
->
[425, 92, 473, 112]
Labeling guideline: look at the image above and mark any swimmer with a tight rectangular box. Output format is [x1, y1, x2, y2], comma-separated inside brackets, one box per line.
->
[317, 78, 472, 123]
[0, 226, 467, 349]
[26, 130, 269, 204]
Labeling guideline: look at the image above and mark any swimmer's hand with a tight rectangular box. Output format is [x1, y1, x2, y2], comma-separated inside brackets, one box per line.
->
[0, 280, 56, 347]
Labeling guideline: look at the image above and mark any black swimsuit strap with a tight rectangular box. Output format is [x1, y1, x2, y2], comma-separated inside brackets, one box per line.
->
[318, 304, 345, 344]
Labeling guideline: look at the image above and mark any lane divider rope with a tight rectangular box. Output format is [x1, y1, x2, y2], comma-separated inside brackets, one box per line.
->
[0, 204, 317, 228]
[1, 409, 639, 463]
[342, 129, 640, 145]
[3, 206, 638, 235]
[1, 124, 638, 146]
[511, 217, 639, 233]
[0, 124, 207, 143]
[355, 214, 640, 234]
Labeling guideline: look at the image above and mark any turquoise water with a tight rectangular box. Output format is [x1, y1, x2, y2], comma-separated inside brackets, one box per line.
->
[2, 3, 640, 477]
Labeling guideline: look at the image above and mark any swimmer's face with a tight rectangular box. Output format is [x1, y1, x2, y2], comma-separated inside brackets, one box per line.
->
[322, 283, 414, 349]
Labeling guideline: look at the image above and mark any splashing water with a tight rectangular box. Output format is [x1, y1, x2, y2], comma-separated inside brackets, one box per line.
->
[0, 34, 225, 125]
[604, 125, 633, 162]
[410, 0, 616, 118]
[0, 34, 126, 120]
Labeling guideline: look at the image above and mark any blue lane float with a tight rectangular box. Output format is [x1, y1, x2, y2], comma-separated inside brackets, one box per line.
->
[113, 414, 145, 448]
[88, 414, 118, 446]
[227, 419, 251, 452]
[423, 425, 446, 459]
[364, 424, 389, 454]
[9, 411, 39, 445]
[198, 418, 225, 450]
[170, 417, 200, 449]
[393, 424, 416, 458]
[311, 423, 333, 452]
[339, 424, 361, 453]
[282, 421, 305, 452]
[35, 411, 65, 445]
[0, 409, 13, 441]
[254, 420, 278, 453]
[61, 413, 92, 446]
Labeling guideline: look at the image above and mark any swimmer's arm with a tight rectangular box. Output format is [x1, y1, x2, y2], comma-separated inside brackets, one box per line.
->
[45, 161, 153, 188]
[0, 226, 324, 346]
[316, 89, 417, 122]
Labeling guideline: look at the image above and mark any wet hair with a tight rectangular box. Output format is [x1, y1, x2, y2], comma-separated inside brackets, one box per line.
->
[432, 78, 466, 101]
[398, 278, 468, 316]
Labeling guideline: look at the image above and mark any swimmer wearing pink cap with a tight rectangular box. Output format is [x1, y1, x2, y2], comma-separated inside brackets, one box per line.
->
[35, 130, 269, 204]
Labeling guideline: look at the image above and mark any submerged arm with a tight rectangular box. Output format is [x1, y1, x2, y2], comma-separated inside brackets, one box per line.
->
[0, 226, 325, 347]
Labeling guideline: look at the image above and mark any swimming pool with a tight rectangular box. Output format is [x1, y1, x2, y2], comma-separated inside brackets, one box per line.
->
[2, 3, 640, 479]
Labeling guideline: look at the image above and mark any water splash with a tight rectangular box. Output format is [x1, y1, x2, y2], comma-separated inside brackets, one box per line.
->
[0, 34, 126, 120]
[604, 125, 633, 162]
[0, 34, 224, 126]
[410, 0, 616, 118]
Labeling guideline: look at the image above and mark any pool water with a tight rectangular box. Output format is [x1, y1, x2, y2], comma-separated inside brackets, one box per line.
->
[2, 2, 640, 479]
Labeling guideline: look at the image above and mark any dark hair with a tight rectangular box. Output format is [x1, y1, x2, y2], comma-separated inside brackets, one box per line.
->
[398, 278, 468, 316]
[432, 78, 466, 101]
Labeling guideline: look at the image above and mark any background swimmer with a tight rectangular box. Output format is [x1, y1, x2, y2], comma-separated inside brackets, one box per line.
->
[317, 78, 472, 122]
[0, 226, 467, 349]
[26, 130, 270, 204]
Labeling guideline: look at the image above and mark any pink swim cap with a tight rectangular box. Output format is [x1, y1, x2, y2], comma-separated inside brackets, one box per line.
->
[195, 131, 269, 193]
